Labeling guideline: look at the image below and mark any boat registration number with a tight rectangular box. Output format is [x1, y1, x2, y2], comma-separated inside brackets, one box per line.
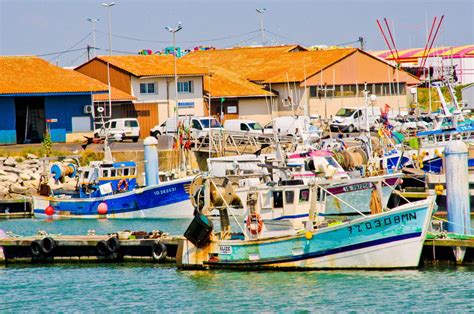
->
[343, 183, 372, 192]
[219, 245, 233, 255]
[347, 212, 417, 234]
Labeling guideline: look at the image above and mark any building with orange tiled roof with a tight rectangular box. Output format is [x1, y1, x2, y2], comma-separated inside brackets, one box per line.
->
[0, 56, 108, 144]
[184, 45, 420, 120]
[75, 55, 208, 135]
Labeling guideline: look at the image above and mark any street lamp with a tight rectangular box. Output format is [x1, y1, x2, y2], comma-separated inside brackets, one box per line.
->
[165, 22, 183, 125]
[256, 8, 266, 46]
[101, 1, 115, 124]
[101, 1, 115, 56]
[86, 18, 99, 58]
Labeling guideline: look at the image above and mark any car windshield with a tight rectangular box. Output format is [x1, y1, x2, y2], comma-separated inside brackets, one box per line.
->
[200, 119, 221, 128]
[335, 108, 356, 117]
[248, 122, 263, 130]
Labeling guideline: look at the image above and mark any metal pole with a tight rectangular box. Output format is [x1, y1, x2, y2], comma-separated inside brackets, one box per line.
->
[173, 31, 179, 127]
[107, 6, 112, 55]
[92, 20, 97, 57]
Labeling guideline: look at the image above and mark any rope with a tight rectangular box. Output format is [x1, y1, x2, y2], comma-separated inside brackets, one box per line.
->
[432, 216, 474, 232]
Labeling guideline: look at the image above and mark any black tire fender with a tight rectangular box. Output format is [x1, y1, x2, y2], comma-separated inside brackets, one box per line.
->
[107, 237, 120, 253]
[96, 240, 109, 256]
[151, 242, 167, 262]
[30, 240, 43, 257]
[41, 237, 56, 255]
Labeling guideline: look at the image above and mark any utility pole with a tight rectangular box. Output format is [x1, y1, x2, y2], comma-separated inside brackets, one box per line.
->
[358, 36, 365, 50]
[256, 8, 266, 46]
[102, 2, 115, 123]
[87, 18, 99, 57]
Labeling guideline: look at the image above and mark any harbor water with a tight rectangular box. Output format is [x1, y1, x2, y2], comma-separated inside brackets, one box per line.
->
[1, 219, 473, 312]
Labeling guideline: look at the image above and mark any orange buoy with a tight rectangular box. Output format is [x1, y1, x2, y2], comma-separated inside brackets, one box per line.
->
[97, 202, 108, 215]
[45, 205, 55, 216]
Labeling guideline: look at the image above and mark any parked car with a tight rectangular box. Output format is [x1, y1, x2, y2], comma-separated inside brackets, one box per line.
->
[190, 117, 223, 140]
[223, 119, 264, 134]
[330, 107, 378, 132]
[94, 118, 140, 142]
[150, 116, 192, 138]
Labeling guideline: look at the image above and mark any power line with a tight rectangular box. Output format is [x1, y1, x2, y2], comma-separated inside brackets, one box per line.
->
[229, 34, 262, 47]
[37, 47, 86, 57]
[49, 31, 92, 62]
[264, 29, 307, 46]
[65, 50, 88, 67]
[96, 29, 260, 44]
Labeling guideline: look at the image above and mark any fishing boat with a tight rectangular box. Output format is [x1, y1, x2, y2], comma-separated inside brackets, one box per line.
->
[33, 138, 194, 219]
[178, 176, 436, 269]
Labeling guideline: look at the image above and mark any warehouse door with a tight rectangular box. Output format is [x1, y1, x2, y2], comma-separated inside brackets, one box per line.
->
[15, 97, 46, 144]
[210, 99, 239, 123]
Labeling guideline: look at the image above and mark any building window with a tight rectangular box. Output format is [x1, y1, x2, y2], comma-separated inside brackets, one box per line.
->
[178, 81, 193, 93]
[309, 86, 317, 98]
[140, 83, 156, 94]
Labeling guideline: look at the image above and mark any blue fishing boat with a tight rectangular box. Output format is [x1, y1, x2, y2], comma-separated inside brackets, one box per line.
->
[33, 138, 194, 218]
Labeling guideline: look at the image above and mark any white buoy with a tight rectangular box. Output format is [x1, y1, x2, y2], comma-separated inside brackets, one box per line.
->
[144, 136, 159, 186]
[444, 140, 471, 263]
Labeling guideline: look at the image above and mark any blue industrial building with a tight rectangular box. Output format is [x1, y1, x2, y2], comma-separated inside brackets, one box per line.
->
[0, 56, 107, 144]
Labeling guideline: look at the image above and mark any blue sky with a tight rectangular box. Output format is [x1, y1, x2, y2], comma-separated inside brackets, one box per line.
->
[1, 0, 473, 66]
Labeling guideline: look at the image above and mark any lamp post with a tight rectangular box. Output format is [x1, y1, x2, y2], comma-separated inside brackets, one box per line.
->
[101, 2, 115, 56]
[101, 1, 115, 123]
[256, 8, 266, 46]
[86, 18, 99, 58]
[165, 22, 183, 126]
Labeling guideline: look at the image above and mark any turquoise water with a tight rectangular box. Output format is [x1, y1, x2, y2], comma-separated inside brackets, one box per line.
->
[1, 219, 473, 312]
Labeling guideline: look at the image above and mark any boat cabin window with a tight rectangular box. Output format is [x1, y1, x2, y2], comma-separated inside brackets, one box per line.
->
[117, 168, 123, 176]
[299, 189, 310, 203]
[273, 191, 283, 208]
[123, 168, 129, 176]
[101, 169, 110, 177]
[130, 168, 136, 176]
[110, 169, 116, 177]
[285, 191, 294, 205]
[83, 171, 90, 180]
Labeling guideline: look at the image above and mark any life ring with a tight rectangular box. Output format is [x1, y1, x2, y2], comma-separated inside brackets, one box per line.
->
[245, 213, 263, 235]
[117, 179, 129, 192]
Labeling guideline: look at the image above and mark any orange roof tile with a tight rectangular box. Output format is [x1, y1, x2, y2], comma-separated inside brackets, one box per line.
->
[205, 67, 274, 98]
[0, 56, 108, 95]
[93, 85, 136, 102]
[184, 46, 355, 84]
[184, 45, 305, 82]
[92, 55, 207, 77]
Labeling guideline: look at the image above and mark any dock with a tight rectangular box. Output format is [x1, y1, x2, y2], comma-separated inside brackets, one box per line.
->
[0, 232, 183, 263]
[1, 232, 472, 265]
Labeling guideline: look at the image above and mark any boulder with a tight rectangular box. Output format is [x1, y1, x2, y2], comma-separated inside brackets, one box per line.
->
[9, 183, 27, 194]
[3, 173, 19, 183]
[19, 172, 32, 181]
[30, 172, 41, 181]
[2, 166, 22, 175]
[27, 153, 38, 159]
[23, 180, 38, 189]
[3, 157, 16, 167]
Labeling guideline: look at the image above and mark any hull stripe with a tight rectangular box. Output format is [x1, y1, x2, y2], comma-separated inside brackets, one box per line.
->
[206, 231, 422, 266]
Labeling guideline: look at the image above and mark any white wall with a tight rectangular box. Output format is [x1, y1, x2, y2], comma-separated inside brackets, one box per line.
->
[462, 85, 474, 109]
[238, 98, 274, 124]
[131, 75, 204, 123]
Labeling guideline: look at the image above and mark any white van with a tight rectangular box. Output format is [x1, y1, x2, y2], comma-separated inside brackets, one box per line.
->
[330, 107, 377, 133]
[223, 119, 264, 134]
[190, 117, 222, 140]
[94, 118, 140, 142]
[272, 116, 322, 137]
[150, 116, 192, 137]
